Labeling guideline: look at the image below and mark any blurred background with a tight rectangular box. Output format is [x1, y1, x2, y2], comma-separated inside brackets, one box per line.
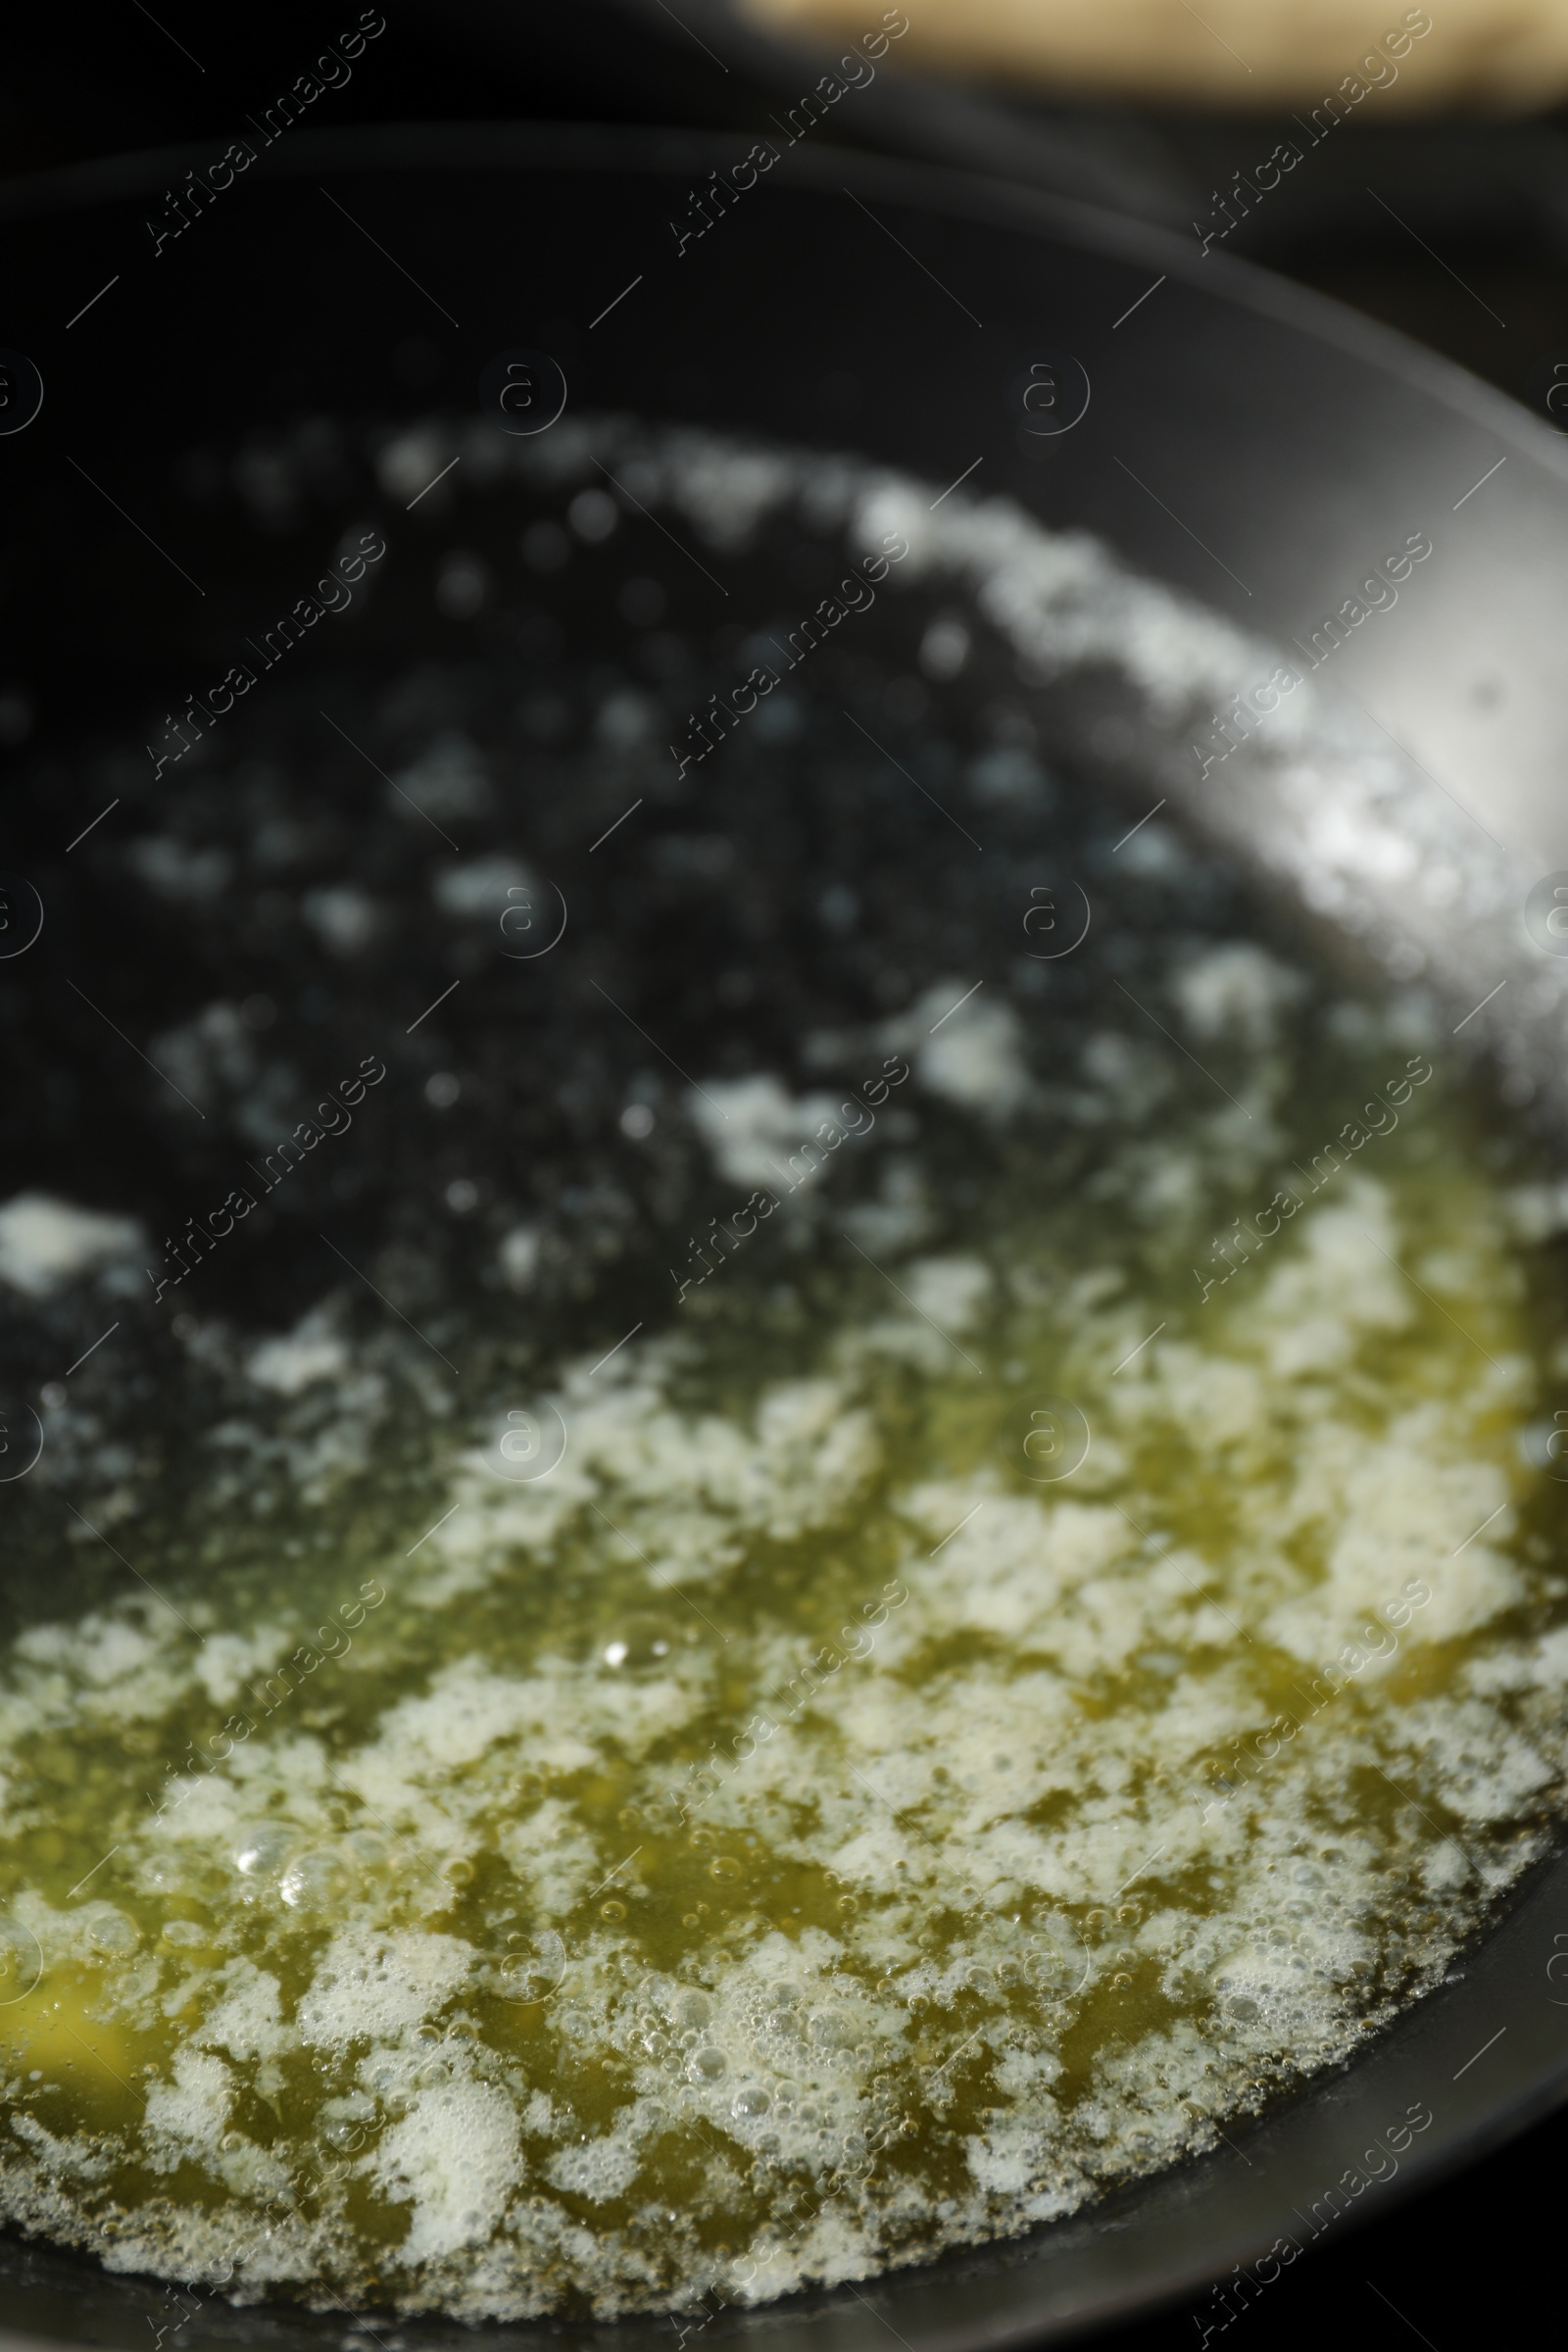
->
[12, 0, 1568, 413]
[8, 0, 1566, 2341]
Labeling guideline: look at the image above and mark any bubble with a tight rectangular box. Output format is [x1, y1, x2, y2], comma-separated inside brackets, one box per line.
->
[319, 2090, 378, 2155]
[435, 551, 489, 619]
[1028, 1914, 1091, 1996]
[672, 1988, 712, 2028]
[498, 1930, 567, 2005]
[919, 616, 969, 680]
[162, 1919, 212, 1948]
[600, 1615, 673, 1672]
[232, 1824, 295, 1878]
[321, 2115, 368, 2152]
[688, 2045, 726, 2082]
[86, 1910, 139, 1957]
[143, 1855, 201, 1895]
[0, 1915, 43, 2005]
[567, 488, 618, 544]
[280, 1849, 354, 1910]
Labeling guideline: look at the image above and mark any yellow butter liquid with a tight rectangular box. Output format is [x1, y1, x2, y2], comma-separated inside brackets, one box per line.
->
[0, 1000, 1562, 2322]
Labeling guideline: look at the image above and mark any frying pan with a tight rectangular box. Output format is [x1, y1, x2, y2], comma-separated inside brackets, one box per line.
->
[4, 119, 1568, 2352]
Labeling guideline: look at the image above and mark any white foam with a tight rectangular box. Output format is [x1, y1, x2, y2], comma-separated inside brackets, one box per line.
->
[901, 982, 1030, 1118]
[0, 1194, 145, 1298]
[301, 886, 381, 956]
[247, 1309, 349, 1395]
[686, 1074, 844, 1192]
[297, 1925, 474, 2047]
[432, 855, 533, 917]
[903, 1257, 992, 1331]
[1169, 944, 1307, 1051]
[144, 2048, 233, 2166]
[370, 2077, 522, 2261]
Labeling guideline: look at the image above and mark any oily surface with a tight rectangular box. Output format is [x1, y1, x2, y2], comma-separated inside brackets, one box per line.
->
[0, 425, 1566, 2322]
[0, 1000, 1564, 2321]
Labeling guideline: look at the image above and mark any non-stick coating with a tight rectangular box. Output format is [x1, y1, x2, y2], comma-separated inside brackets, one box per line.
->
[3, 123, 1568, 2352]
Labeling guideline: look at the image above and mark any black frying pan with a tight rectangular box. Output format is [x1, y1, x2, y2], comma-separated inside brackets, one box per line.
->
[3, 122, 1568, 2352]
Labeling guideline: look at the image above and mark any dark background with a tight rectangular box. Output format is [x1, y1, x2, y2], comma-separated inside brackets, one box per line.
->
[12, 0, 1568, 415]
[5, 1, 1562, 2342]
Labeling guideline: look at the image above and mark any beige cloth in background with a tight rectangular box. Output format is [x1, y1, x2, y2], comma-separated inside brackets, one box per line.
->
[735, 0, 1568, 110]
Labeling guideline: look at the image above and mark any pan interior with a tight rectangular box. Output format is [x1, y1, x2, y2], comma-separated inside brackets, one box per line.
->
[1, 418, 1566, 2325]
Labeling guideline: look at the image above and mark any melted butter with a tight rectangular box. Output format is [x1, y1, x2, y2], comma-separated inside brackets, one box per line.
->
[1, 1000, 1565, 2322]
